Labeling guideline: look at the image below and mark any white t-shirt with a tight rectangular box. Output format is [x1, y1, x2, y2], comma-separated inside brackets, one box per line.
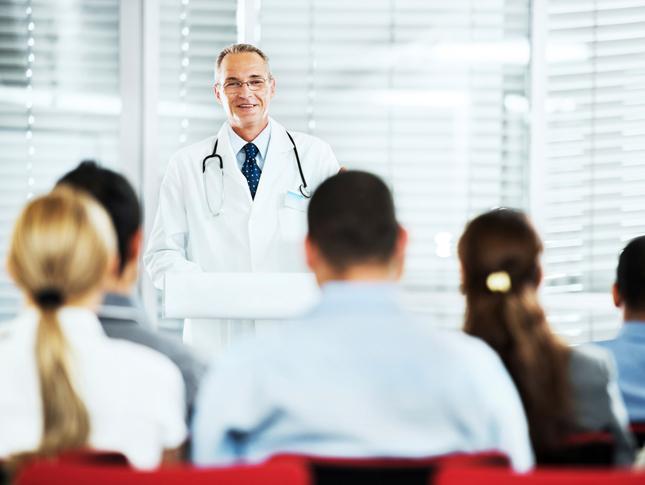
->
[0, 307, 187, 469]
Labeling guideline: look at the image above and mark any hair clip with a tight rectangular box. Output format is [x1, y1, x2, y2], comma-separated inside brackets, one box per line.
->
[486, 271, 511, 293]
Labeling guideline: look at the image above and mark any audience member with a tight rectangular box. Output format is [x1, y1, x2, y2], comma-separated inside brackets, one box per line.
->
[0, 188, 186, 469]
[458, 208, 635, 465]
[192, 171, 533, 471]
[599, 236, 645, 423]
[57, 161, 206, 418]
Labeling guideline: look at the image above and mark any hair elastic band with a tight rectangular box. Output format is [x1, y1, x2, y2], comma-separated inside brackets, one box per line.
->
[486, 271, 511, 293]
[35, 288, 63, 309]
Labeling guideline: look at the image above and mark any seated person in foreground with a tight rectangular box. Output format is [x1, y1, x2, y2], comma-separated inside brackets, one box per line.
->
[458, 208, 635, 465]
[0, 188, 186, 469]
[192, 171, 533, 471]
[57, 161, 206, 418]
[599, 236, 645, 423]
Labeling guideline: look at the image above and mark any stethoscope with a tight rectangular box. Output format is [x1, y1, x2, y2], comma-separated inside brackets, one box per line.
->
[202, 131, 309, 217]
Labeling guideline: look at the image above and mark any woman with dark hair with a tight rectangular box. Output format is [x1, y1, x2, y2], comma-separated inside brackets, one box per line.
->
[458, 208, 634, 465]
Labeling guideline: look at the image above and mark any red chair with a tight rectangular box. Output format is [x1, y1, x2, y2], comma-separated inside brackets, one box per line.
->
[536, 431, 615, 466]
[631, 422, 645, 448]
[435, 467, 645, 485]
[16, 460, 310, 485]
[270, 451, 509, 485]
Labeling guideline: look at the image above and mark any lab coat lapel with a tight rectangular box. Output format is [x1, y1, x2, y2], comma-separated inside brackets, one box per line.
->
[254, 118, 293, 205]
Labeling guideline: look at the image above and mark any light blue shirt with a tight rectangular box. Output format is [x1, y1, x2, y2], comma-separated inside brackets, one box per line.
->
[599, 322, 645, 422]
[192, 282, 534, 471]
[227, 121, 272, 171]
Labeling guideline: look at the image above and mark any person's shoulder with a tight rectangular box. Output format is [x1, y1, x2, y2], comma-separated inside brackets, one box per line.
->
[570, 344, 614, 382]
[168, 134, 219, 169]
[0, 312, 34, 349]
[430, 328, 498, 358]
[289, 130, 332, 150]
[104, 318, 201, 363]
[572, 343, 613, 367]
[271, 119, 330, 149]
[106, 337, 184, 383]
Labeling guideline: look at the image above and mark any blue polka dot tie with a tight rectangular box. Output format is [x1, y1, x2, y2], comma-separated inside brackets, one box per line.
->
[242, 143, 261, 199]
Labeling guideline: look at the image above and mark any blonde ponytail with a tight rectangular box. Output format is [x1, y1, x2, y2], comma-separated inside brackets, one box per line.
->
[35, 307, 90, 455]
[7, 187, 116, 461]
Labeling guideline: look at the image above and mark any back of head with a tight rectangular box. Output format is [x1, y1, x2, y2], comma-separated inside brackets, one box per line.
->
[57, 160, 141, 274]
[307, 170, 399, 273]
[458, 208, 574, 455]
[7, 187, 116, 459]
[616, 236, 645, 312]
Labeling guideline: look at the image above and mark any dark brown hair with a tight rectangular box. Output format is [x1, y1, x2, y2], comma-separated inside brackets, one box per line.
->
[307, 170, 398, 272]
[458, 208, 575, 456]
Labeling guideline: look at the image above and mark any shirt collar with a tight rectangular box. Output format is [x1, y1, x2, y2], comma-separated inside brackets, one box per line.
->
[311, 281, 402, 317]
[227, 120, 272, 160]
[102, 292, 134, 308]
[620, 321, 645, 340]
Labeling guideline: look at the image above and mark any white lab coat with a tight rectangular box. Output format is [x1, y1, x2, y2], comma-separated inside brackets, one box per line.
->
[144, 118, 340, 356]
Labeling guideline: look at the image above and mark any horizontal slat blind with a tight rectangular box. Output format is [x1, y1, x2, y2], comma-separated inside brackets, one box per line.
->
[543, 0, 645, 297]
[0, 0, 120, 321]
[154, 0, 237, 330]
[157, 0, 237, 178]
[260, 0, 531, 326]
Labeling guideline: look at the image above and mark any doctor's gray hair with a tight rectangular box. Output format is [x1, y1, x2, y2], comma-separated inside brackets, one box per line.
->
[214, 43, 271, 82]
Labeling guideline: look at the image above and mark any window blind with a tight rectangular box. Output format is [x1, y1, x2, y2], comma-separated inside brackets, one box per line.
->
[259, 0, 531, 327]
[157, 0, 237, 176]
[0, 0, 121, 321]
[543, 0, 645, 340]
[154, 0, 237, 330]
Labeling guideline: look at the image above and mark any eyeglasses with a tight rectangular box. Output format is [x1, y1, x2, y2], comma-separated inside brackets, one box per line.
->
[220, 77, 271, 93]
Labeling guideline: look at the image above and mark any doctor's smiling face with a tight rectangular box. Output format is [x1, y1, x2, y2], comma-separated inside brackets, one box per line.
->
[215, 51, 276, 141]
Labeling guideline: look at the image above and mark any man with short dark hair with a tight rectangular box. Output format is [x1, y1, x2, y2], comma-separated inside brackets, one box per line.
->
[192, 170, 533, 470]
[599, 236, 645, 422]
[58, 161, 206, 418]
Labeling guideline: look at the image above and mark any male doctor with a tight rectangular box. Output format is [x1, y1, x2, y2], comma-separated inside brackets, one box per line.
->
[144, 43, 340, 355]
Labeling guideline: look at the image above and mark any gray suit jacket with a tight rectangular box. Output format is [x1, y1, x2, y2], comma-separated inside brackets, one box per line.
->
[570, 345, 636, 465]
[98, 293, 206, 420]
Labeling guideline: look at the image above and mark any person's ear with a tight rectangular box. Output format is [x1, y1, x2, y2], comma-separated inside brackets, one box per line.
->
[392, 225, 408, 279]
[214, 83, 223, 105]
[458, 261, 466, 294]
[535, 263, 543, 287]
[304, 235, 317, 272]
[269, 76, 276, 99]
[129, 228, 143, 263]
[612, 283, 622, 308]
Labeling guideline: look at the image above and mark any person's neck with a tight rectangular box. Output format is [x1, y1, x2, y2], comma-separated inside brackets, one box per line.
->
[231, 119, 269, 142]
[623, 308, 645, 322]
[316, 264, 398, 287]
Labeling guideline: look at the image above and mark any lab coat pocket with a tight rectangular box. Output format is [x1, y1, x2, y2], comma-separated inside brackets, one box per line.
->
[278, 207, 308, 242]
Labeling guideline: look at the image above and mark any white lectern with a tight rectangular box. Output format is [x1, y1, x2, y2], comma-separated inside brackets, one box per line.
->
[163, 272, 320, 356]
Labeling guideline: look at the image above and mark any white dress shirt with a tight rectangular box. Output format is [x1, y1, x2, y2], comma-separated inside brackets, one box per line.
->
[228, 121, 272, 171]
[0, 307, 187, 469]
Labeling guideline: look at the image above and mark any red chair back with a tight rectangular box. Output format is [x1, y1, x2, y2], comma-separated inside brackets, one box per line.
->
[435, 468, 645, 485]
[270, 451, 509, 485]
[536, 431, 615, 466]
[16, 460, 310, 485]
[631, 422, 645, 448]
